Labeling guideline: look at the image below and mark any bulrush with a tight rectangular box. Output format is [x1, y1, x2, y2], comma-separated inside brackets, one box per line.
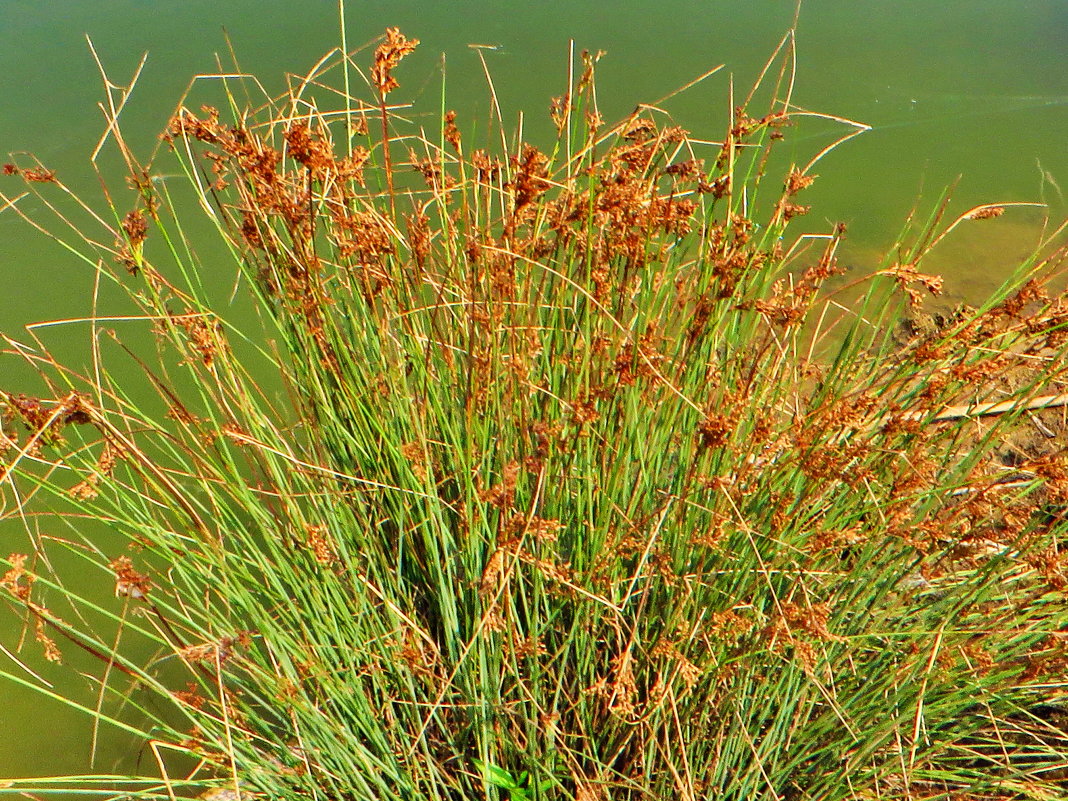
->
[1, 23, 1067, 801]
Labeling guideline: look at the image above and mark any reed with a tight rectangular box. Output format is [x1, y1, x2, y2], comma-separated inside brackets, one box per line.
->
[2, 23, 1068, 801]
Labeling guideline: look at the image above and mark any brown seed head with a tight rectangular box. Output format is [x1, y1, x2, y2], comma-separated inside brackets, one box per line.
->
[371, 28, 419, 97]
[21, 167, 58, 183]
[35, 618, 62, 663]
[304, 524, 338, 567]
[698, 412, 733, 450]
[965, 206, 1005, 221]
[1, 553, 32, 602]
[110, 555, 151, 599]
[443, 110, 462, 152]
[121, 209, 148, 247]
[785, 170, 816, 196]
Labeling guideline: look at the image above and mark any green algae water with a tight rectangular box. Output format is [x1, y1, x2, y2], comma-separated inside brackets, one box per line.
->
[0, 0, 1064, 785]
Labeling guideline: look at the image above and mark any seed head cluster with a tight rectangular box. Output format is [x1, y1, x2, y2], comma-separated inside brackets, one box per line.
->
[2, 26, 1068, 801]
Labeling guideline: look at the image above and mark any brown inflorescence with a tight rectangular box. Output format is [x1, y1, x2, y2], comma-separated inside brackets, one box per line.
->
[443, 110, 462, 153]
[110, 555, 152, 599]
[1, 553, 32, 602]
[370, 27, 419, 97]
[170, 311, 226, 368]
[304, 525, 338, 567]
[965, 206, 1005, 220]
[879, 261, 944, 307]
[14, 32, 1067, 800]
[2, 163, 58, 183]
[178, 632, 251, 665]
[116, 208, 149, 273]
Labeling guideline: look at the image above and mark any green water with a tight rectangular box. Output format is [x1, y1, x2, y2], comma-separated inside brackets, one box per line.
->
[0, 0, 1064, 785]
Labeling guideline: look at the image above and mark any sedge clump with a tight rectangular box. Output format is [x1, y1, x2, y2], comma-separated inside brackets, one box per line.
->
[2, 24, 1068, 801]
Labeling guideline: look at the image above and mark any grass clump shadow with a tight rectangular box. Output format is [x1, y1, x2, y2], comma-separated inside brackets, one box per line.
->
[2, 23, 1068, 801]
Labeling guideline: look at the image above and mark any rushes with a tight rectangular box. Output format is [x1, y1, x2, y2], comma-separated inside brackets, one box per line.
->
[2, 26, 1068, 801]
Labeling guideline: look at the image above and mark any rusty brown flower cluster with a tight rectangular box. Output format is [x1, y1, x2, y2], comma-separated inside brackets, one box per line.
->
[370, 27, 419, 97]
